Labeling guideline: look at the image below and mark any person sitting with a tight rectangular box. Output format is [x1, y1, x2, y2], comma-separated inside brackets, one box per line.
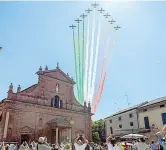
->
[74, 134, 88, 150]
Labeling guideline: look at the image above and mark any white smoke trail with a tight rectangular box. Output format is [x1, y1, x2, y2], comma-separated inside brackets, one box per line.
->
[90, 13, 101, 104]
[87, 9, 96, 103]
[84, 15, 90, 103]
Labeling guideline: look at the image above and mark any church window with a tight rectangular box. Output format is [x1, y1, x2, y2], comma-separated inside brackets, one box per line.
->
[60, 100, 63, 108]
[54, 95, 60, 108]
[56, 84, 59, 92]
[51, 98, 54, 107]
[39, 118, 42, 126]
[51, 95, 63, 109]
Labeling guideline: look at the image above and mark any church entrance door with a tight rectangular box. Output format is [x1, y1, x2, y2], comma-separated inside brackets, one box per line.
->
[21, 134, 29, 144]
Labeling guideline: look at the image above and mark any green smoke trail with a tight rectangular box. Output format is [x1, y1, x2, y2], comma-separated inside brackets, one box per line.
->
[73, 30, 80, 103]
[78, 23, 82, 104]
[81, 19, 85, 105]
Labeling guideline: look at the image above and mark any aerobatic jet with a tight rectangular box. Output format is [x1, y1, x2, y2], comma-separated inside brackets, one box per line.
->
[69, 24, 76, 29]
[80, 13, 87, 19]
[104, 13, 111, 18]
[114, 25, 121, 30]
[108, 19, 116, 24]
[92, 2, 99, 8]
[75, 18, 82, 23]
[98, 8, 105, 13]
[85, 8, 92, 13]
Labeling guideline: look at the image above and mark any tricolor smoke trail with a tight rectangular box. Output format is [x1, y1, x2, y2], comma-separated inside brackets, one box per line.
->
[84, 15, 90, 103]
[87, 8, 96, 103]
[81, 18, 85, 105]
[77, 21, 81, 103]
[70, 3, 120, 113]
[90, 13, 101, 104]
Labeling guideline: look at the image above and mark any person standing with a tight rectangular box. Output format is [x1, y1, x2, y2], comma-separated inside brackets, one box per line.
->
[135, 138, 148, 150]
[74, 134, 88, 150]
[150, 141, 158, 150]
[37, 137, 51, 150]
[106, 136, 121, 150]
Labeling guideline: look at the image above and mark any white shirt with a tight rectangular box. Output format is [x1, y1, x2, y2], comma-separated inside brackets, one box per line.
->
[135, 142, 148, 150]
[107, 143, 121, 150]
[74, 143, 87, 150]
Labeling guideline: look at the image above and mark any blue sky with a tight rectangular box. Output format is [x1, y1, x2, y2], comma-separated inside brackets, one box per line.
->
[0, 2, 166, 120]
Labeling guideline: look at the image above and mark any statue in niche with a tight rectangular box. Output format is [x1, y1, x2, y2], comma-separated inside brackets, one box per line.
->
[56, 84, 59, 92]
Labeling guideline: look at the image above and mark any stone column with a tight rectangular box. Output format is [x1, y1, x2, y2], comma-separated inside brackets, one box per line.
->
[69, 128, 72, 143]
[56, 127, 58, 144]
[3, 112, 10, 139]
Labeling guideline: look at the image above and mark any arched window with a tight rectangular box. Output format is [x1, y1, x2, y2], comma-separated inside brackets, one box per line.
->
[39, 118, 42, 126]
[51, 95, 63, 108]
[54, 95, 60, 108]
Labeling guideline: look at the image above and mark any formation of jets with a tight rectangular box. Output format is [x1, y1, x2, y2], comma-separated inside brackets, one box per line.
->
[70, 2, 121, 31]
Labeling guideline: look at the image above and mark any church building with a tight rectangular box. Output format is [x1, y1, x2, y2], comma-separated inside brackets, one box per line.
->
[0, 65, 92, 144]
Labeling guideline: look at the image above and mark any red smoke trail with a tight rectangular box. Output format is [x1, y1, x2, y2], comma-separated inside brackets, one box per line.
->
[93, 31, 116, 113]
[94, 72, 106, 113]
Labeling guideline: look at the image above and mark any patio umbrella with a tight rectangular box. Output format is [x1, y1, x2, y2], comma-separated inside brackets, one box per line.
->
[121, 134, 148, 139]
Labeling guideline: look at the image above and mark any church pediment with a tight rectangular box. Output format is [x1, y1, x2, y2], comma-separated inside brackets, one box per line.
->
[47, 117, 71, 127]
[19, 126, 34, 134]
[39, 69, 75, 84]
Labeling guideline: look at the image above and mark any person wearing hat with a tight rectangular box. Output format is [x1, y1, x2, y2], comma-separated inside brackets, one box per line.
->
[106, 136, 121, 150]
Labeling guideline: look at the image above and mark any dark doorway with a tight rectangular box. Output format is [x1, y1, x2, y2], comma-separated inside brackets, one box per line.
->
[21, 134, 29, 144]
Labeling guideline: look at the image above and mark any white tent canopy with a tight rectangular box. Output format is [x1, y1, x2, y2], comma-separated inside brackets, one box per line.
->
[121, 134, 148, 139]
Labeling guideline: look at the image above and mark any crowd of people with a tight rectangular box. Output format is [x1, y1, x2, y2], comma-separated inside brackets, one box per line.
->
[106, 125, 166, 150]
[1, 125, 166, 150]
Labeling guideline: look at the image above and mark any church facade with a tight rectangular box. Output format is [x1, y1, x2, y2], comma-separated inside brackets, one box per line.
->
[0, 65, 92, 144]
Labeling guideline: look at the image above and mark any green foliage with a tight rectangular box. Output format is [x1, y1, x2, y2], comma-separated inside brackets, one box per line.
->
[92, 132, 100, 143]
[92, 119, 105, 143]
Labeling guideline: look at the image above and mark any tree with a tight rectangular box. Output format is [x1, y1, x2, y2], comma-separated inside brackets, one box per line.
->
[92, 132, 100, 143]
[92, 119, 105, 143]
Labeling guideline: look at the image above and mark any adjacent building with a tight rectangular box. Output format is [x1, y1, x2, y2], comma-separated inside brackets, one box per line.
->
[137, 96, 166, 141]
[0, 65, 92, 143]
[104, 102, 147, 137]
